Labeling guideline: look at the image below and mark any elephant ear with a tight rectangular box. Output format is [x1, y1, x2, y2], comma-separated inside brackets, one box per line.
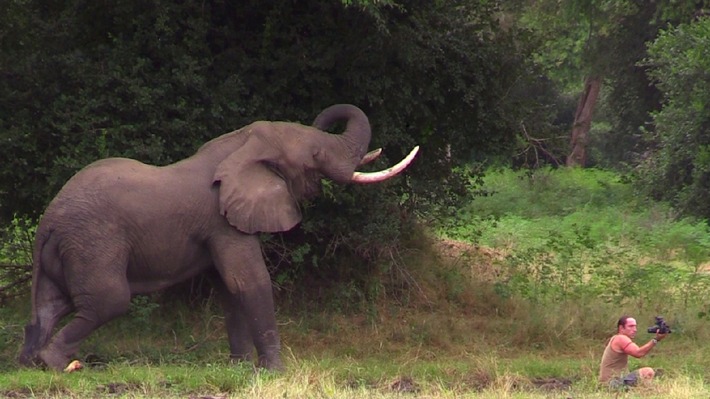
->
[213, 135, 302, 234]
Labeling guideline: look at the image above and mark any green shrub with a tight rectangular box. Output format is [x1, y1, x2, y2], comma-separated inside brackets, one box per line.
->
[441, 167, 710, 313]
[0, 216, 35, 304]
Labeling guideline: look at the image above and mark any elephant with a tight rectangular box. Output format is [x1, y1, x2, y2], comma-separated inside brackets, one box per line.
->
[18, 104, 419, 372]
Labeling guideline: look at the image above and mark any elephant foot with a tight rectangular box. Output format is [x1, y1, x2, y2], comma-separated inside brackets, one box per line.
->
[64, 360, 83, 373]
[255, 331, 283, 371]
[38, 348, 71, 372]
[18, 352, 42, 368]
[229, 353, 253, 366]
[257, 354, 284, 371]
[19, 324, 42, 367]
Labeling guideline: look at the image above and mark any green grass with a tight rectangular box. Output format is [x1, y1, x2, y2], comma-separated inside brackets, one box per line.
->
[2, 166, 710, 397]
[1, 349, 708, 398]
[2, 298, 710, 398]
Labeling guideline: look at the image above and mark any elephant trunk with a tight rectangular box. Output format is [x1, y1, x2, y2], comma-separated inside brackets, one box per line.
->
[313, 104, 419, 184]
[313, 104, 372, 165]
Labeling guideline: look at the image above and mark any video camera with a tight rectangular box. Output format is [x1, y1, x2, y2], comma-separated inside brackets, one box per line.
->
[647, 316, 672, 334]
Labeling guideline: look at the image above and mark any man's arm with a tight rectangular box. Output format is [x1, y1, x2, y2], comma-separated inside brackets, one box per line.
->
[613, 333, 668, 358]
[621, 339, 656, 358]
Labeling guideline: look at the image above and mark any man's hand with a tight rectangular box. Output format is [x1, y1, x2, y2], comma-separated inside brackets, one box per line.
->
[655, 332, 669, 342]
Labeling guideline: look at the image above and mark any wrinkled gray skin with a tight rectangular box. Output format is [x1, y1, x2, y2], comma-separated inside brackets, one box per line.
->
[19, 104, 373, 371]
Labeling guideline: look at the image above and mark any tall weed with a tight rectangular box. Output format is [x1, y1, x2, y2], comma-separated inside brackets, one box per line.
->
[442, 167, 710, 314]
[466, 167, 636, 219]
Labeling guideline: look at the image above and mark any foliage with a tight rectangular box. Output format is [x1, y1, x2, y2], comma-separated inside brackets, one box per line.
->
[0, 217, 35, 304]
[442, 167, 710, 308]
[0, 0, 523, 215]
[461, 167, 636, 219]
[637, 17, 710, 220]
[590, 1, 709, 170]
[128, 295, 161, 328]
[511, 0, 710, 170]
[0, 0, 533, 295]
[514, 0, 643, 92]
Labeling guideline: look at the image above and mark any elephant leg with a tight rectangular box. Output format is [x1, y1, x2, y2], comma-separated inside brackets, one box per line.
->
[39, 287, 130, 370]
[38, 258, 131, 371]
[210, 234, 283, 370]
[19, 272, 72, 366]
[210, 276, 254, 362]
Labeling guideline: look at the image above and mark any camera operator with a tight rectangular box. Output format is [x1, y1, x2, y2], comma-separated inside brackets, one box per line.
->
[598, 315, 669, 387]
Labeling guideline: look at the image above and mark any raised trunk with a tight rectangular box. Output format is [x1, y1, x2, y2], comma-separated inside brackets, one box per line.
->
[312, 104, 372, 163]
[313, 104, 419, 184]
[567, 76, 602, 167]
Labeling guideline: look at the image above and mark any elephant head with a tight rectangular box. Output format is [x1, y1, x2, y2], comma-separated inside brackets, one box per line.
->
[212, 104, 418, 234]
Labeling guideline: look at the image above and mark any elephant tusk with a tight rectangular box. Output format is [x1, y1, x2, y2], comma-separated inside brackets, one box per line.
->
[351, 146, 419, 183]
[359, 148, 382, 165]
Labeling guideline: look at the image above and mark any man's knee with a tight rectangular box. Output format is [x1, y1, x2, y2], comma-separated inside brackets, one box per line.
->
[638, 367, 655, 379]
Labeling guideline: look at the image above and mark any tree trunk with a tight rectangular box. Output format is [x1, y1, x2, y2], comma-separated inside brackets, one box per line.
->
[567, 76, 602, 167]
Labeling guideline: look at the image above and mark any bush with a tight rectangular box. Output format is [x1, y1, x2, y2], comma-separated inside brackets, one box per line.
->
[638, 17, 710, 219]
[441, 167, 710, 309]
[0, 217, 35, 304]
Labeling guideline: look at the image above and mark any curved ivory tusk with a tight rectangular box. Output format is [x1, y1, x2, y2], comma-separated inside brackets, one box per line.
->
[359, 148, 382, 166]
[351, 146, 419, 184]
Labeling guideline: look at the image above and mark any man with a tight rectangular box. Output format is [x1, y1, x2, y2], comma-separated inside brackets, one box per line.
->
[598, 315, 668, 387]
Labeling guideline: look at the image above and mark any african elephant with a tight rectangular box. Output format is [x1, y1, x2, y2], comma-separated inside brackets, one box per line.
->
[18, 104, 418, 371]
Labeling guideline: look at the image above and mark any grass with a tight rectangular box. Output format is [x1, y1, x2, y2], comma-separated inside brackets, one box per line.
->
[2, 296, 709, 398]
[2, 166, 710, 397]
[0, 344, 708, 398]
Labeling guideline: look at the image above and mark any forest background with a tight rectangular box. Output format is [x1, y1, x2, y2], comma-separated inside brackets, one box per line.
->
[2, 0, 710, 397]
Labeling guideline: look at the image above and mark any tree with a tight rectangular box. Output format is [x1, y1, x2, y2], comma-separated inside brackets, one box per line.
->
[518, 1, 645, 167]
[638, 16, 710, 219]
[567, 75, 601, 166]
[516, 0, 710, 169]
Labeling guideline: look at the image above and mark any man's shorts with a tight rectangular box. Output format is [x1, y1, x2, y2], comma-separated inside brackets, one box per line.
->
[609, 370, 640, 389]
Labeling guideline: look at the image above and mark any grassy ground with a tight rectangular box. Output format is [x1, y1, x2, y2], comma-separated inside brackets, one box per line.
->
[2, 167, 710, 398]
[1, 276, 709, 398]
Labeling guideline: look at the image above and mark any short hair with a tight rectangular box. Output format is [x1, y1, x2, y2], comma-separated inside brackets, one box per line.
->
[617, 315, 633, 329]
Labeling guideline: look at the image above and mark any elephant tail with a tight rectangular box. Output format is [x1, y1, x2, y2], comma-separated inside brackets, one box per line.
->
[31, 225, 51, 271]
[19, 226, 58, 365]
[28, 226, 53, 320]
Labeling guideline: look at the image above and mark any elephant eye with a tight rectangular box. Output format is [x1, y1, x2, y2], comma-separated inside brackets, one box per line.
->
[264, 161, 286, 179]
[312, 147, 326, 163]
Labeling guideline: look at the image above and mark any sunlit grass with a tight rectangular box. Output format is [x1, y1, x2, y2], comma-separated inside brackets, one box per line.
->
[452, 167, 710, 259]
[1, 356, 708, 398]
[2, 296, 709, 398]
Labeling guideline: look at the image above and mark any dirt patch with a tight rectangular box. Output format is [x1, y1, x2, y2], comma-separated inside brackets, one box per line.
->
[531, 377, 573, 391]
[462, 369, 495, 391]
[434, 238, 507, 282]
[382, 374, 574, 395]
[1, 386, 71, 398]
[1, 389, 31, 399]
[389, 375, 420, 393]
[96, 382, 141, 395]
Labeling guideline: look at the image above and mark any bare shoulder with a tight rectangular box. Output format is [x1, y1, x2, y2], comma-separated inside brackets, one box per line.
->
[611, 334, 632, 351]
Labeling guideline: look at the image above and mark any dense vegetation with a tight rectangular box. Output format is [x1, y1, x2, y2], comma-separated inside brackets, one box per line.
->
[2, 0, 710, 396]
[0, 0, 543, 294]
